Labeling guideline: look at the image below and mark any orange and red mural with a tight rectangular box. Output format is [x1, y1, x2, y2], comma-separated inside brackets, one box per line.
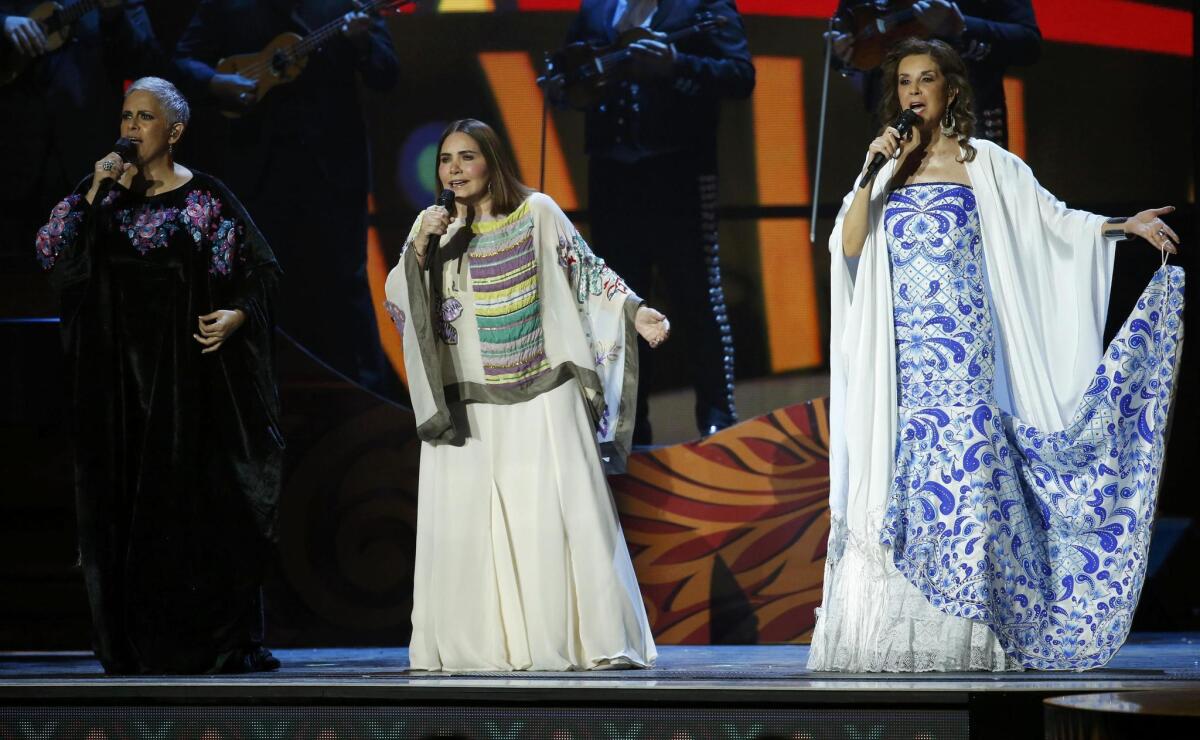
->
[612, 399, 831, 643]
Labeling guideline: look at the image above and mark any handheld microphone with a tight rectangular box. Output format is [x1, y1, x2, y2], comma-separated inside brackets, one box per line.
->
[859, 108, 921, 189]
[93, 137, 138, 204]
[426, 189, 456, 255]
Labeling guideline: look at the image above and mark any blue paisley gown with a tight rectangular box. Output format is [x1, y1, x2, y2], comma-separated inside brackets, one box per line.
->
[880, 182, 1183, 670]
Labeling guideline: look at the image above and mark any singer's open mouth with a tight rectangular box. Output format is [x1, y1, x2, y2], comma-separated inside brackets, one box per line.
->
[448, 180, 468, 188]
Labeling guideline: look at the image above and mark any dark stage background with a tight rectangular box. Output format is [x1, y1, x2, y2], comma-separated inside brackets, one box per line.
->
[0, 1, 1196, 649]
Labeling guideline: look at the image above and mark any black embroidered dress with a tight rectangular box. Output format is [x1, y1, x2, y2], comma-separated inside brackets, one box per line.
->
[36, 171, 283, 674]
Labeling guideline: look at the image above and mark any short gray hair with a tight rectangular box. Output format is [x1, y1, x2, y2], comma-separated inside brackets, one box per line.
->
[126, 76, 191, 127]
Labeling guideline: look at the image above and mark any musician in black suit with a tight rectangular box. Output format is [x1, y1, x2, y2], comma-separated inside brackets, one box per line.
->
[829, 0, 1041, 148]
[0, 0, 162, 258]
[558, 0, 755, 443]
[173, 0, 399, 396]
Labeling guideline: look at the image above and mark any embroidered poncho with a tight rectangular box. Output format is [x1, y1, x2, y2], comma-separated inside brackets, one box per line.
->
[384, 193, 642, 471]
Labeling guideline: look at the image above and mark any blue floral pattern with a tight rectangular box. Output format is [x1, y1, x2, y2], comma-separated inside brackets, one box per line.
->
[879, 182, 1183, 670]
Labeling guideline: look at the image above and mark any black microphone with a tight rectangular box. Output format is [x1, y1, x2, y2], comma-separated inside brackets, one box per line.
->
[426, 188, 456, 254]
[859, 108, 921, 189]
[93, 137, 138, 204]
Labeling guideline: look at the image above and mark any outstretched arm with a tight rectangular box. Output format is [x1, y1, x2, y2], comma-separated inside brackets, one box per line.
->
[1101, 207, 1181, 254]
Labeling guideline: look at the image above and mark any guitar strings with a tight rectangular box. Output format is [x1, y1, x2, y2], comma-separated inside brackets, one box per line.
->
[226, 0, 395, 83]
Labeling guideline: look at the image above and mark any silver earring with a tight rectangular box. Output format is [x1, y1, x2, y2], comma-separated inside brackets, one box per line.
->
[941, 105, 956, 137]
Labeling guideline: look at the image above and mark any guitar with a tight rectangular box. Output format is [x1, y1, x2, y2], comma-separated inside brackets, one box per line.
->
[214, 0, 411, 118]
[540, 13, 728, 110]
[0, 0, 123, 87]
[833, 0, 930, 71]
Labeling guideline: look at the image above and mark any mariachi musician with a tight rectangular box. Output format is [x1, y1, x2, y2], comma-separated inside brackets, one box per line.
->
[829, 0, 1041, 148]
[0, 0, 162, 257]
[551, 0, 755, 444]
[173, 0, 400, 397]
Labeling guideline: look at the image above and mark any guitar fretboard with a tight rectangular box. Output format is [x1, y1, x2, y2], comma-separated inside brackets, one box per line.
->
[43, 0, 106, 34]
[289, 0, 404, 63]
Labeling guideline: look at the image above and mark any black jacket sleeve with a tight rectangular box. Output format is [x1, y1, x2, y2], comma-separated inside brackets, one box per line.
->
[671, 0, 755, 100]
[350, 15, 399, 92]
[961, 0, 1042, 67]
[172, 0, 224, 97]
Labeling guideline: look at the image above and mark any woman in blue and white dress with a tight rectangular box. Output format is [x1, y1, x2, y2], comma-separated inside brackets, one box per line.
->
[809, 39, 1184, 672]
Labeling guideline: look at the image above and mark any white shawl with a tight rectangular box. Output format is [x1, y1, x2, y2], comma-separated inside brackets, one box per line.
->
[814, 139, 1116, 665]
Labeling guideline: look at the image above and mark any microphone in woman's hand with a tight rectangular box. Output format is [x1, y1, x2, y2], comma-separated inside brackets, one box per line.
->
[94, 138, 139, 204]
[859, 108, 921, 189]
[427, 189, 455, 253]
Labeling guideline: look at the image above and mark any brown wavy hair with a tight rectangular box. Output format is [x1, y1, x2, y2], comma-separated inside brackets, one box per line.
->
[426, 119, 535, 344]
[435, 119, 534, 216]
[878, 38, 976, 162]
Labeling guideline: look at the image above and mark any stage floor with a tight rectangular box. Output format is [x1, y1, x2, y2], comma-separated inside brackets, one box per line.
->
[2, 633, 1198, 702]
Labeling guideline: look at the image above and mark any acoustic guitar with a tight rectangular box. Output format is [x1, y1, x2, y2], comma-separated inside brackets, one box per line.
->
[0, 0, 123, 87]
[540, 12, 728, 110]
[214, 0, 410, 118]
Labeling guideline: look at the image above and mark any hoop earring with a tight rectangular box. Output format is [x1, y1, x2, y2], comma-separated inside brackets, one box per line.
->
[940, 105, 956, 137]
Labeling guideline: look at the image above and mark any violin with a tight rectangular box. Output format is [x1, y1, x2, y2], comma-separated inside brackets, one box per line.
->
[540, 13, 727, 109]
[834, 0, 931, 71]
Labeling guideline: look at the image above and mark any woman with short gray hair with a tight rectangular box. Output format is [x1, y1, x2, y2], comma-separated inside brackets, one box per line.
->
[35, 75, 284, 674]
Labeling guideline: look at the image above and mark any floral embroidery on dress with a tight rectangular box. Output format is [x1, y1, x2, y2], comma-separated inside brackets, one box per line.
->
[35, 195, 85, 269]
[879, 182, 1182, 670]
[557, 231, 629, 305]
[384, 300, 406, 336]
[597, 405, 612, 438]
[210, 217, 242, 276]
[436, 297, 463, 345]
[594, 341, 621, 368]
[118, 204, 184, 255]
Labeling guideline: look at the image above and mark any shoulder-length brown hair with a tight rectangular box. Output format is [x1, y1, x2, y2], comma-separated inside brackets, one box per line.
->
[436, 119, 534, 216]
[878, 38, 977, 162]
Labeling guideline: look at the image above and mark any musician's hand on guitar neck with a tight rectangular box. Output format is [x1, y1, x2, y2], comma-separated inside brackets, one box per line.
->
[825, 29, 855, 67]
[628, 33, 676, 81]
[209, 73, 258, 109]
[339, 11, 371, 45]
[3, 16, 48, 57]
[912, 1, 965, 39]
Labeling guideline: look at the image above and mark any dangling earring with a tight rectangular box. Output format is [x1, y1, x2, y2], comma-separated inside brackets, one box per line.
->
[941, 101, 956, 137]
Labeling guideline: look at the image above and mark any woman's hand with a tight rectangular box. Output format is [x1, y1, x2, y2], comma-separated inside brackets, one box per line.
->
[863, 126, 908, 182]
[414, 205, 451, 258]
[635, 305, 670, 348]
[194, 309, 246, 354]
[85, 151, 136, 203]
[1124, 206, 1180, 255]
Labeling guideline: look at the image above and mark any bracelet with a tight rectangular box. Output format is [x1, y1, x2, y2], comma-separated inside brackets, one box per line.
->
[1103, 217, 1128, 239]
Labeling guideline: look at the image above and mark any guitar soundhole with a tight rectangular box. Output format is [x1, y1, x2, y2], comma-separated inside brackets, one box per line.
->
[270, 50, 290, 78]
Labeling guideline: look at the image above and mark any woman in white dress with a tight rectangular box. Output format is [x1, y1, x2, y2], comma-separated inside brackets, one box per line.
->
[384, 119, 666, 671]
[809, 39, 1183, 672]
